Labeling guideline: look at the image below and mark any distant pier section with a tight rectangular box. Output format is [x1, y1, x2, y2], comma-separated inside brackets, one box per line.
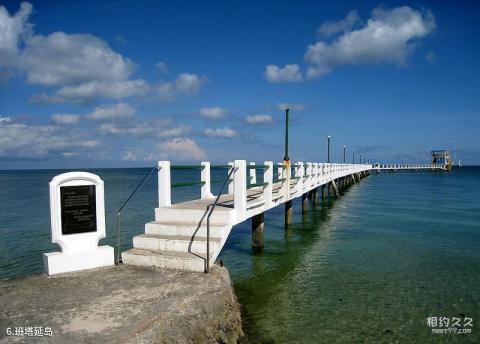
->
[375, 150, 453, 172]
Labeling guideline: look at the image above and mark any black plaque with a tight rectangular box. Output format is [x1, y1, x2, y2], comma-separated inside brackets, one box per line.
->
[60, 185, 97, 235]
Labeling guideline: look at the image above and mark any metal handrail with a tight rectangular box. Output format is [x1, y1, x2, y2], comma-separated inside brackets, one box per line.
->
[205, 167, 236, 273]
[115, 165, 158, 265]
[171, 165, 205, 170]
[211, 165, 232, 169]
[247, 164, 269, 169]
[172, 180, 205, 188]
[211, 177, 232, 184]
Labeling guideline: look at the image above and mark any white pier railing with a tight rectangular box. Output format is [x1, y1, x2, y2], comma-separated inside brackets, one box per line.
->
[157, 161, 371, 225]
[376, 163, 446, 171]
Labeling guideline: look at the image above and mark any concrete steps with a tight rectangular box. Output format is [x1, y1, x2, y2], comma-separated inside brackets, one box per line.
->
[154, 206, 232, 224]
[122, 248, 208, 272]
[123, 203, 233, 272]
[145, 221, 226, 237]
[133, 233, 222, 254]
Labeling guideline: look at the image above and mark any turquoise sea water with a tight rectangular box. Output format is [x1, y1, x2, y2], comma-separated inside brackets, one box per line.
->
[1, 167, 479, 343]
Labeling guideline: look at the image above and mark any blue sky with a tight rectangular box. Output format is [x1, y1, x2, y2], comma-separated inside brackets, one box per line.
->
[0, 0, 479, 169]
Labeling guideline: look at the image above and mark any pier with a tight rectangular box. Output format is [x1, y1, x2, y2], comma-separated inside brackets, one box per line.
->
[374, 150, 453, 172]
[122, 161, 371, 272]
[375, 163, 448, 172]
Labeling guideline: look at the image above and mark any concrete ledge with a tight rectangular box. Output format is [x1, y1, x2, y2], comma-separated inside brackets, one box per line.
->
[0, 265, 243, 343]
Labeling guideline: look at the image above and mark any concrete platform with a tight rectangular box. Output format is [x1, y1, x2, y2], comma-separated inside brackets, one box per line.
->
[0, 265, 243, 343]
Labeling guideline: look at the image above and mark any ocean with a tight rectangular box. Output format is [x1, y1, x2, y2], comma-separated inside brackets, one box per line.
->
[1, 166, 479, 343]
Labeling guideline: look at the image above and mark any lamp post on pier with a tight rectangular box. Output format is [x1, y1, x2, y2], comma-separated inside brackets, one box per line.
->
[353, 153, 355, 164]
[284, 108, 289, 162]
[343, 145, 346, 163]
[327, 136, 331, 163]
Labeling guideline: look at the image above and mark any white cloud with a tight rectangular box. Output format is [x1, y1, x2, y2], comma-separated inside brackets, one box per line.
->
[199, 106, 226, 119]
[159, 125, 191, 137]
[22, 32, 135, 86]
[85, 103, 136, 121]
[20, 31, 149, 103]
[98, 118, 190, 139]
[158, 137, 206, 161]
[265, 64, 303, 83]
[265, 6, 435, 82]
[203, 127, 237, 138]
[0, 3, 206, 104]
[0, 2, 32, 67]
[122, 151, 137, 161]
[246, 115, 272, 124]
[45, 79, 149, 103]
[0, 119, 99, 158]
[305, 6, 435, 70]
[305, 65, 332, 79]
[277, 103, 306, 112]
[317, 10, 360, 37]
[51, 113, 81, 125]
[145, 153, 156, 161]
[154, 62, 168, 73]
[156, 73, 204, 101]
[0, 116, 11, 123]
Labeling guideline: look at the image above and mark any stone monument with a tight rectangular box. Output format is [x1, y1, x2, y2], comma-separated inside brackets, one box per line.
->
[43, 172, 114, 275]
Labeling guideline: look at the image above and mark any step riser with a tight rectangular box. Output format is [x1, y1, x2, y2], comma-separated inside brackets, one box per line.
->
[122, 252, 205, 272]
[154, 208, 232, 225]
[145, 223, 225, 237]
[133, 236, 220, 254]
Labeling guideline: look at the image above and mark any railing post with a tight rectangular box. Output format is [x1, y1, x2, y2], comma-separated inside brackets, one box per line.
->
[201, 161, 213, 199]
[306, 162, 312, 190]
[313, 163, 319, 187]
[263, 161, 273, 208]
[296, 162, 304, 196]
[284, 162, 291, 203]
[233, 160, 247, 221]
[249, 162, 256, 185]
[321, 163, 325, 184]
[158, 161, 171, 207]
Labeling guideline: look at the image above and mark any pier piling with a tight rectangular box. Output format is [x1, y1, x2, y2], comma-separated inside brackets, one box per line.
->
[285, 200, 293, 225]
[252, 212, 265, 249]
[331, 180, 339, 198]
[312, 188, 318, 204]
[302, 193, 307, 214]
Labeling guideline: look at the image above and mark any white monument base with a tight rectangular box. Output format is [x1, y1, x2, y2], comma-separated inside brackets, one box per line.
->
[43, 246, 114, 275]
